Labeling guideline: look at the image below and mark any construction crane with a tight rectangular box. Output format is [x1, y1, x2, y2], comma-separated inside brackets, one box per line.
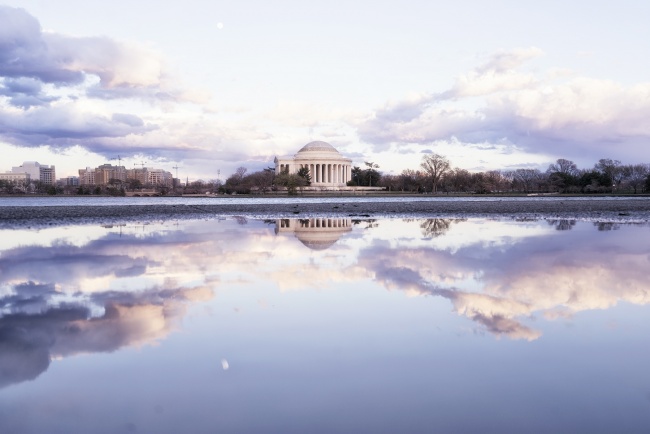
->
[172, 165, 180, 178]
[111, 155, 123, 166]
[134, 161, 147, 169]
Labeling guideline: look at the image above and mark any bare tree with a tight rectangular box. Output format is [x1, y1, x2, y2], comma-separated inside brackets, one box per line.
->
[446, 168, 471, 192]
[622, 163, 649, 194]
[547, 158, 579, 176]
[233, 167, 248, 181]
[594, 158, 623, 188]
[399, 169, 425, 192]
[420, 153, 450, 193]
[512, 169, 543, 193]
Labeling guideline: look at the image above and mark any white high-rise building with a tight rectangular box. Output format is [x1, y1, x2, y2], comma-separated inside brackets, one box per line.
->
[11, 161, 56, 185]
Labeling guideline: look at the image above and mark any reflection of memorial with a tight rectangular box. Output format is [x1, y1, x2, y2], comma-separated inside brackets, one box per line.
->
[275, 218, 352, 250]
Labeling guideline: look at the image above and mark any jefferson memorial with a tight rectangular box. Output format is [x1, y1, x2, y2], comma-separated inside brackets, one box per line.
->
[274, 141, 352, 187]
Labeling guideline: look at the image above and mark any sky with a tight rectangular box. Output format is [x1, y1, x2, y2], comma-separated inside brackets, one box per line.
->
[1, 0, 649, 180]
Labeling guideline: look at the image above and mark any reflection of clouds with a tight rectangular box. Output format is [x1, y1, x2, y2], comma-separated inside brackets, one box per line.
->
[363, 253, 541, 341]
[0, 222, 229, 389]
[2, 215, 648, 390]
[359, 221, 650, 340]
[0, 283, 212, 389]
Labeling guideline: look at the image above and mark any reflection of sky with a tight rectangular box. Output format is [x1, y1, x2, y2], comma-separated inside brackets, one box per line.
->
[1, 218, 650, 433]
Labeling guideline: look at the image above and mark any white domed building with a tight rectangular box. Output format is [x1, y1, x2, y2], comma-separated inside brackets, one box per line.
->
[274, 141, 352, 188]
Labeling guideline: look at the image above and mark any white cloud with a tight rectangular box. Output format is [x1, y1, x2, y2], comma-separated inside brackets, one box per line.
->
[357, 47, 650, 167]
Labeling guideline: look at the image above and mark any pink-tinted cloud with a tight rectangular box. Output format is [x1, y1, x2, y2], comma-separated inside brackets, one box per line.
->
[357, 47, 650, 166]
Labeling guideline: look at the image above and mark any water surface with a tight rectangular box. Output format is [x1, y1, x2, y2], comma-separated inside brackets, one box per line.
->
[1, 217, 649, 433]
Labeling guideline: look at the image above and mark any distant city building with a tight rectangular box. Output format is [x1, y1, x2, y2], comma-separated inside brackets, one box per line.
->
[0, 172, 31, 183]
[39, 165, 56, 185]
[78, 164, 173, 186]
[124, 167, 173, 186]
[94, 164, 127, 184]
[78, 167, 96, 185]
[11, 161, 56, 185]
[274, 141, 352, 187]
[61, 176, 79, 186]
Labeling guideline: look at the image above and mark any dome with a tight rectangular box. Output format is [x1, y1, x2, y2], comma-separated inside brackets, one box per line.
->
[296, 141, 340, 154]
[297, 239, 338, 251]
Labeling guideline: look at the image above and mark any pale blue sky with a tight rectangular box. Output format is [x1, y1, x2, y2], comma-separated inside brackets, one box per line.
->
[1, 0, 649, 179]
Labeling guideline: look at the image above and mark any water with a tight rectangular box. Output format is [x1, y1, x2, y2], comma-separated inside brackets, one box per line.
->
[1, 195, 648, 207]
[1, 217, 649, 433]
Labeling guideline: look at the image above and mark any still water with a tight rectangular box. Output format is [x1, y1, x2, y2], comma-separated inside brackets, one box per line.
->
[1, 217, 649, 433]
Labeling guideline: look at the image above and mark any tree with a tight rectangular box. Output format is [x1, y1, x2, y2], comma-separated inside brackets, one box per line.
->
[512, 169, 543, 193]
[247, 170, 275, 193]
[547, 158, 580, 192]
[379, 174, 400, 191]
[275, 173, 307, 195]
[547, 158, 579, 176]
[364, 162, 380, 187]
[224, 167, 250, 193]
[579, 169, 612, 193]
[420, 153, 450, 193]
[446, 168, 472, 192]
[297, 167, 311, 186]
[594, 158, 622, 189]
[621, 164, 649, 194]
[398, 169, 425, 192]
[127, 178, 143, 191]
[349, 166, 364, 186]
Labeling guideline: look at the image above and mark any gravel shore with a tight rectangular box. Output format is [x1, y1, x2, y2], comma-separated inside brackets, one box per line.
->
[2, 198, 650, 227]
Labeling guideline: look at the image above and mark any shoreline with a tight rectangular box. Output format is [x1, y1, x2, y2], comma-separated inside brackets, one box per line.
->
[2, 198, 650, 227]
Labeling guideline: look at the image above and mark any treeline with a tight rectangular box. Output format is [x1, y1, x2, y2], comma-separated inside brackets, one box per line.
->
[381, 155, 650, 194]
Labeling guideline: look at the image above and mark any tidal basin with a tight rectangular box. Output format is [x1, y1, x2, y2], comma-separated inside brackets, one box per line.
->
[1, 212, 650, 433]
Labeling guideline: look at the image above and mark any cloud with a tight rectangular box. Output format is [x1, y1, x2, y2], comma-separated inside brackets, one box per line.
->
[0, 104, 156, 148]
[357, 47, 650, 165]
[0, 77, 58, 108]
[443, 47, 544, 98]
[0, 6, 165, 91]
[0, 5, 226, 168]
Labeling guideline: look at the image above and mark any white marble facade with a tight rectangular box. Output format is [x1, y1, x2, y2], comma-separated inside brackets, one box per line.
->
[274, 141, 352, 187]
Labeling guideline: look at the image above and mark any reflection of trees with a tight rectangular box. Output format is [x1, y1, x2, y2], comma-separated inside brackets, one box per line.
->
[547, 219, 576, 231]
[420, 219, 452, 238]
[594, 222, 620, 231]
